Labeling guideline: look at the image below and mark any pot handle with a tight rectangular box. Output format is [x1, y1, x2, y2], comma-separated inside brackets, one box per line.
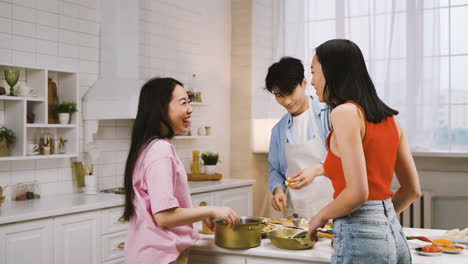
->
[296, 238, 311, 247]
[248, 223, 266, 230]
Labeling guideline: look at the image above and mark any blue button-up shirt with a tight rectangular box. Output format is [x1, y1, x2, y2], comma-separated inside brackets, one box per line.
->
[268, 96, 332, 194]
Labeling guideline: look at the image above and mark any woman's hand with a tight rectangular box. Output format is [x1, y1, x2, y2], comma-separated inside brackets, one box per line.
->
[209, 206, 239, 228]
[307, 213, 328, 241]
[271, 187, 287, 212]
[202, 217, 215, 231]
[287, 164, 324, 189]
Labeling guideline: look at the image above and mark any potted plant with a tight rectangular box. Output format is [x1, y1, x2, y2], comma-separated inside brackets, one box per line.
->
[201, 152, 219, 175]
[0, 126, 16, 157]
[55, 101, 78, 124]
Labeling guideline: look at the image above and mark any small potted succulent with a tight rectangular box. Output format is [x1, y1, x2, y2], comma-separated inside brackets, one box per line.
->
[55, 101, 78, 124]
[0, 126, 16, 157]
[201, 152, 219, 175]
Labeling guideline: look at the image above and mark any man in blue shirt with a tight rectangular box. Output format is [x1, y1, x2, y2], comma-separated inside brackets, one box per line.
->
[265, 57, 334, 218]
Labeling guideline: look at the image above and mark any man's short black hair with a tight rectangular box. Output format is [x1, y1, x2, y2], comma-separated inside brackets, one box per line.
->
[265, 56, 305, 96]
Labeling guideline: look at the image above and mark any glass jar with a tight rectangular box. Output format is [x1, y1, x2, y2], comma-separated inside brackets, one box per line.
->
[25, 182, 35, 199]
[33, 181, 41, 199]
[12, 183, 26, 201]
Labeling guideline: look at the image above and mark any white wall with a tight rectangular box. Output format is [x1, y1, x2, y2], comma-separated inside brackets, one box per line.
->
[0, 0, 232, 198]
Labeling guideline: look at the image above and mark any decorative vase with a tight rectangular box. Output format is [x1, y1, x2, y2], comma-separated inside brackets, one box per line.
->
[58, 113, 70, 124]
[204, 165, 216, 175]
[0, 138, 8, 157]
[4, 69, 19, 96]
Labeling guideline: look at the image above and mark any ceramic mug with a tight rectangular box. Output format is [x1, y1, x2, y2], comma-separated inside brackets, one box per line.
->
[197, 127, 206, 136]
[17, 85, 37, 97]
[27, 143, 39, 155]
[205, 126, 212, 136]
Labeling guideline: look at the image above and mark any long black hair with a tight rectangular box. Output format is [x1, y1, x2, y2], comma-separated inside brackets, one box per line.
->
[315, 39, 398, 123]
[123, 77, 183, 220]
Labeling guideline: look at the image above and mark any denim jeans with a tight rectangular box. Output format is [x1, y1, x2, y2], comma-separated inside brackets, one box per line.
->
[331, 198, 412, 264]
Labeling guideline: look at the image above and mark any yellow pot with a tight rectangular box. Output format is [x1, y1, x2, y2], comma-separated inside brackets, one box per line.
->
[214, 217, 265, 249]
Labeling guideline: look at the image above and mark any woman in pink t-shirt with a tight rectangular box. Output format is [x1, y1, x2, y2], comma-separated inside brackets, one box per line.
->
[123, 77, 239, 264]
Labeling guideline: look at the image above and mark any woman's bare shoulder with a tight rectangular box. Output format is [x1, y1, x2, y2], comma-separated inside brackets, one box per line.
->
[330, 103, 362, 123]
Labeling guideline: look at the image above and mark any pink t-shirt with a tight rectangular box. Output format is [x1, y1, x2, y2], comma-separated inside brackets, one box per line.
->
[124, 139, 198, 264]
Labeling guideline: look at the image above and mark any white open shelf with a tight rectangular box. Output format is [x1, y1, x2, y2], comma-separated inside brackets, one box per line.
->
[26, 124, 77, 128]
[0, 63, 79, 161]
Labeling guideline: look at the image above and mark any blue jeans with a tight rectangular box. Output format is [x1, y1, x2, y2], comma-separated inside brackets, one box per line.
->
[331, 198, 412, 264]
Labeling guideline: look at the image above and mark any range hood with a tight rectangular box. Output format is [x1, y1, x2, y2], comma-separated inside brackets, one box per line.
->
[82, 0, 144, 120]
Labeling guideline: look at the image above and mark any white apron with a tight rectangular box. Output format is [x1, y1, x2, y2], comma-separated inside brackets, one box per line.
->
[285, 99, 334, 219]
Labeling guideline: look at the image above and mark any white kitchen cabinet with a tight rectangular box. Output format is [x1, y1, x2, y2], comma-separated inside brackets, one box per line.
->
[246, 256, 313, 264]
[101, 206, 127, 235]
[214, 186, 253, 216]
[103, 257, 125, 264]
[189, 253, 246, 264]
[101, 230, 126, 262]
[54, 211, 101, 264]
[0, 218, 53, 264]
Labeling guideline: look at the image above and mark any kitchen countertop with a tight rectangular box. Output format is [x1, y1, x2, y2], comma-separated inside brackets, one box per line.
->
[0, 179, 255, 225]
[191, 228, 468, 264]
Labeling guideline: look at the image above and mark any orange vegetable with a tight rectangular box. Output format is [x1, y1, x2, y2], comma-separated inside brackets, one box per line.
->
[433, 239, 453, 245]
[422, 245, 442, 253]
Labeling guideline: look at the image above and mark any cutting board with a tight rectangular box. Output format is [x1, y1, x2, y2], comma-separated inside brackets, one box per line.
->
[48, 78, 59, 124]
[188, 173, 222, 181]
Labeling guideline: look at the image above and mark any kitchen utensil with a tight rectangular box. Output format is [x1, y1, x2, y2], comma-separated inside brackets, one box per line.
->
[268, 228, 317, 250]
[89, 164, 94, 175]
[72, 161, 86, 188]
[282, 188, 289, 218]
[289, 230, 308, 238]
[48, 78, 59, 123]
[214, 216, 265, 249]
[4, 69, 19, 96]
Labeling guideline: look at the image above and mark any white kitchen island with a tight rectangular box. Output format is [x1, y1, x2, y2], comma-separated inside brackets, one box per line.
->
[189, 228, 468, 264]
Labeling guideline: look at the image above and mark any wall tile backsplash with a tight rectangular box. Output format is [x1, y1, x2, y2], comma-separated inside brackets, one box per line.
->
[0, 0, 232, 199]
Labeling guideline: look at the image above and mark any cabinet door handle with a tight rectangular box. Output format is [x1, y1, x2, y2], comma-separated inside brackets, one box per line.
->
[118, 242, 125, 249]
[199, 201, 207, 206]
[118, 216, 125, 222]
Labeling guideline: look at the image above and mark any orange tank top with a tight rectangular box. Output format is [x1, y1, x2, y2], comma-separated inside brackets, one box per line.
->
[323, 101, 399, 200]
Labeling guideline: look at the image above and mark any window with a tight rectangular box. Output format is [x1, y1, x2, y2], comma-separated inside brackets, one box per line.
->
[284, 0, 468, 154]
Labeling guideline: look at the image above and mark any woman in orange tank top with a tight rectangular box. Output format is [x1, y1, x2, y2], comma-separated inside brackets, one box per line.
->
[305, 39, 421, 264]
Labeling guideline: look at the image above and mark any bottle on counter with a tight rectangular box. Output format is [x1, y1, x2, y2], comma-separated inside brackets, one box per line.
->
[191, 150, 201, 174]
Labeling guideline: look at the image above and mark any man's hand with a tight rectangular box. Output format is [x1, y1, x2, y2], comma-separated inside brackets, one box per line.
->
[287, 164, 324, 189]
[271, 187, 287, 212]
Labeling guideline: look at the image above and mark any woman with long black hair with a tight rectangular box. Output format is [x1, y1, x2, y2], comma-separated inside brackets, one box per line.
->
[305, 39, 421, 263]
[123, 77, 239, 264]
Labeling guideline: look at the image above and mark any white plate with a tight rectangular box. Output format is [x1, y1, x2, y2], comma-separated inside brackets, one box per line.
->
[414, 247, 442, 256]
[439, 245, 465, 254]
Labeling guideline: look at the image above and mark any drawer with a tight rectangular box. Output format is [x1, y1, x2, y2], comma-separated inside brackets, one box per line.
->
[102, 230, 126, 262]
[102, 258, 125, 264]
[103, 257, 125, 264]
[102, 206, 128, 235]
